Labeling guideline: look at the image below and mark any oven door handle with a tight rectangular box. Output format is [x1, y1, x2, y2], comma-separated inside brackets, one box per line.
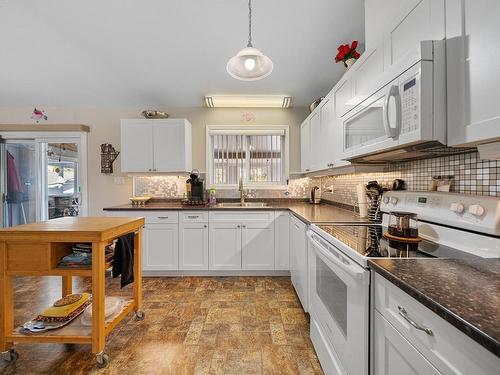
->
[307, 231, 367, 281]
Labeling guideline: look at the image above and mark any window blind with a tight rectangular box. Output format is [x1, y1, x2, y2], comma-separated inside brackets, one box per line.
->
[210, 133, 284, 186]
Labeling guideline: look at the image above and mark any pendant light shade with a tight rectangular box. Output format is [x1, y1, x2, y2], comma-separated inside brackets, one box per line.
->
[226, 0, 273, 81]
[226, 47, 273, 81]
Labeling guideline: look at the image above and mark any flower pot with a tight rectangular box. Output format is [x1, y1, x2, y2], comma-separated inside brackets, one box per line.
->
[344, 58, 356, 70]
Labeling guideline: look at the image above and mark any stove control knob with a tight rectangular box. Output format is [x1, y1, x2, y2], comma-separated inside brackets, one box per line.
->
[450, 202, 464, 214]
[468, 204, 485, 217]
[383, 196, 390, 204]
[390, 197, 399, 205]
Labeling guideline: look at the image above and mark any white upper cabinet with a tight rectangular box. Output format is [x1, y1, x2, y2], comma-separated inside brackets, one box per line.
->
[121, 119, 192, 173]
[309, 111, 322, 171]
[120, 119, 154, 172]
[334, 77, 354, 118]
[319, 96, 336, 168]
[446, 0, 500, 146]
[300, 119, 311, 173]
[383, 0, 445, 70]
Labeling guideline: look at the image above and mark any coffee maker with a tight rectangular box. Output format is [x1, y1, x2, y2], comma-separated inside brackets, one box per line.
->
[185, 170, 205, 204]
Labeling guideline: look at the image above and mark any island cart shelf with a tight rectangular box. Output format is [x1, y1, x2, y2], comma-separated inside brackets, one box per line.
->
[0, 216, 145, 368]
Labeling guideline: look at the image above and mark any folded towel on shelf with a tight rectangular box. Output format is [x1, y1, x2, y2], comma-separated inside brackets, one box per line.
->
[112, 232, 135, 288]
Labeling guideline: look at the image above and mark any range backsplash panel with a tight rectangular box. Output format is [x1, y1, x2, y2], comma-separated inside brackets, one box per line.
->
[321, 151, 499, 207]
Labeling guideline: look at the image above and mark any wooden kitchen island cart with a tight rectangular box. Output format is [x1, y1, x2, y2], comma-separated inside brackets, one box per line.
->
[0, 217, 145, 368]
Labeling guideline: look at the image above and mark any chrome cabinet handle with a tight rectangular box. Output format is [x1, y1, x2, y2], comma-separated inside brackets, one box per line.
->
[237, 225, 241, 228]
[157, 216, 169, 219]
[242, 225, 246, 228]
[203, 224, 208, 228]
[383, 85, 401, 139]
[398, 306, 433, 336]
[187, 215, 200, 219]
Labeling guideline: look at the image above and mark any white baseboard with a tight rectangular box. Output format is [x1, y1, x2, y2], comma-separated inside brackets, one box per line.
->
[142, 270, 291, 277]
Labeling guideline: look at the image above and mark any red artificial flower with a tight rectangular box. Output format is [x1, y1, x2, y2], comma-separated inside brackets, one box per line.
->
[334, 40, 361, 64]
[351, 40, 358, 50]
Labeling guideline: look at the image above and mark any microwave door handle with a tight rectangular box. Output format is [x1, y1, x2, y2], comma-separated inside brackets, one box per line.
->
[307, 231, 366, 281]
[383, 85, 401, 139]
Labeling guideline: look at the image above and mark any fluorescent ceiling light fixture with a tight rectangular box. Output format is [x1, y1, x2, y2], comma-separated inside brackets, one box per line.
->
[226, 0, 273, 81]
[205, 95, 292, 108]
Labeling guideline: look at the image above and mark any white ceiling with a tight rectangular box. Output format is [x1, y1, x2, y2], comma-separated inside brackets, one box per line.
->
[0, 0, 365, 108]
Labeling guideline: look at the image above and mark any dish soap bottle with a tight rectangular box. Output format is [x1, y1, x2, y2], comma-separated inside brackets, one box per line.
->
[209, 188, 217, 206]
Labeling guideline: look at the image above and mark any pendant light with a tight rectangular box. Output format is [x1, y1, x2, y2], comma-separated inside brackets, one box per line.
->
[226, 0, 273, 81]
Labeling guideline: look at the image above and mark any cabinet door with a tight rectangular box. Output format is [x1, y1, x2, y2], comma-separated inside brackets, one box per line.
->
[447, 0, 500, 146]
[374, 311, 440, 375]
[152, 120, 191, 173]
[209, 223, 242, 270]
[384, 0, 445, 68]
[290, 216, 308, 311]
[300, 120, 311, 173]
[241, 221, 275, 270]
[274, 211, 290, 270]
[309, 111, 322, 172]
[319, 96, 336, 168]
[179, 222, 209, 270]
[334, 77, 353, 118]
[142, 223, 179, 271]
[120, 120, 153, 172]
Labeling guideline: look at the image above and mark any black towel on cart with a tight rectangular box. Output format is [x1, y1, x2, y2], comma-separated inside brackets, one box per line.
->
[112, 232, 135, 288]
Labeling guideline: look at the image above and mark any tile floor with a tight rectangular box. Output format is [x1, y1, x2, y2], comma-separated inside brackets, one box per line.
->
[0, 276, 324, 375]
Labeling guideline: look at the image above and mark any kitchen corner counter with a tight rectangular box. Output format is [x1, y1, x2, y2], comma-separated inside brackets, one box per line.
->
[103, 201, 369, 224]
[369, 258, 500, 356]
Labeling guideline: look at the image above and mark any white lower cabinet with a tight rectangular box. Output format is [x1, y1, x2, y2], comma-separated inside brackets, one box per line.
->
[179, 222, 209, 270]
[374, 311, 440, 375]
[242, 222, 275, 270]
[373, 274, 500, 375]
[209, 222, 242, 271]
[290, 214, 308, 311]
[142, 223, 179, 271]
[274, 211, 290, 270]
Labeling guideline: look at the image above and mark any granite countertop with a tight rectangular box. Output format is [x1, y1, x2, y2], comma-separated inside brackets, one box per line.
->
[103, 200, 369, 224]
[369, 258, 500, 356]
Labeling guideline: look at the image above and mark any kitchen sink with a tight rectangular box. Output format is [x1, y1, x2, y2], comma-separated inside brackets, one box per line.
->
[216, 202, 268, 208]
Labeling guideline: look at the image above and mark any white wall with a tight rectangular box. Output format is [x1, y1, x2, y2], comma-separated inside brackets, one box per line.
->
[0, 107, 308, 215]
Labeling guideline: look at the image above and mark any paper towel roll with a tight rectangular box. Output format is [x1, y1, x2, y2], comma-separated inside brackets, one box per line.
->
[357, 183, 368, 218]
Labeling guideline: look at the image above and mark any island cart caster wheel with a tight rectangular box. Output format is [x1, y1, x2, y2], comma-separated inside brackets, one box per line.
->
[1, 349, 19, 363]
[96, 352, 110, 368]
[135, 309, 145, 320]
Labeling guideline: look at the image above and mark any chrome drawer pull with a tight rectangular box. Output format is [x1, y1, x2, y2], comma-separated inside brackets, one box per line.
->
[157, 216, 169, 219]
[187, 215, 200, 219]
[398, 306, 433, 336]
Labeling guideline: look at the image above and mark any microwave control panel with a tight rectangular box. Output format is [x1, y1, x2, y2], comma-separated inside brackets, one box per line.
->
[401, 77, 419, 134]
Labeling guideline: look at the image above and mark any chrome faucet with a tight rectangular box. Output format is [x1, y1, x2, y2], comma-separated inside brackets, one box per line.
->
[239, 177, 247, 205]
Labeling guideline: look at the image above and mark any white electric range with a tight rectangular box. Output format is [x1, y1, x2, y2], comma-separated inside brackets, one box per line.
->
[307, 191, 500, 375]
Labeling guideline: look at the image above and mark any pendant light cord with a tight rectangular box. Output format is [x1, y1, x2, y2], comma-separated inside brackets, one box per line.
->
[247, 0, 253, 47]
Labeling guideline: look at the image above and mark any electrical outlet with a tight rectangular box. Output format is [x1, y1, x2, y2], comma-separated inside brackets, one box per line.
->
[114, 177, 126, 185]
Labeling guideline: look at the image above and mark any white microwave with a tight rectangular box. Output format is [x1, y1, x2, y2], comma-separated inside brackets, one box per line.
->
[343, 41, 447, 162]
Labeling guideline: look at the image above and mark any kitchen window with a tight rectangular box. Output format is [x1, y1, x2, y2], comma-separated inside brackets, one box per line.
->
[206, 125, 289, 188]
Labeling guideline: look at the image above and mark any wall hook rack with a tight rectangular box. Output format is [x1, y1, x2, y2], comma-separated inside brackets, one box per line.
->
[100, 143, 120, 174]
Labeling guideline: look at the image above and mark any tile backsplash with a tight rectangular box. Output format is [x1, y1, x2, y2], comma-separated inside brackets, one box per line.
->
[133, 175, 316, 199]
[133, 151, 499, 207]
[321, 151, 500, 207]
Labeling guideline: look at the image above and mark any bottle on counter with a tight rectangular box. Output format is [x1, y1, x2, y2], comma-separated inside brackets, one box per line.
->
[209, 188, 217, 206]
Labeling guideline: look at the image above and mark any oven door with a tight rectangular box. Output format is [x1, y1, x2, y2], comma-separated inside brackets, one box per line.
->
[342, 77, 401, 159]
[307, 231, 370, 375]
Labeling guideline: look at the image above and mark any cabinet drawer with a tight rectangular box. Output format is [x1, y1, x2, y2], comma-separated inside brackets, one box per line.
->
[209, 211, 274, 223]
[374, 274, 499, 375]
[142, 212, 179, 224]
[179, 211, 208, 223]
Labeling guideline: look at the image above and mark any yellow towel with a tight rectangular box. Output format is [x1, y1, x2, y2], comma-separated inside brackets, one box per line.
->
[41, 293, 90, 318]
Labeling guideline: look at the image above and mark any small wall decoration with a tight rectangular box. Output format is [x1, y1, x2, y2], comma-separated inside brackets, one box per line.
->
[241, 112, 256, 122]
[30, 108, 48, 123]
[100, 143, 120, 174]
[334, 40, 361, 70]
